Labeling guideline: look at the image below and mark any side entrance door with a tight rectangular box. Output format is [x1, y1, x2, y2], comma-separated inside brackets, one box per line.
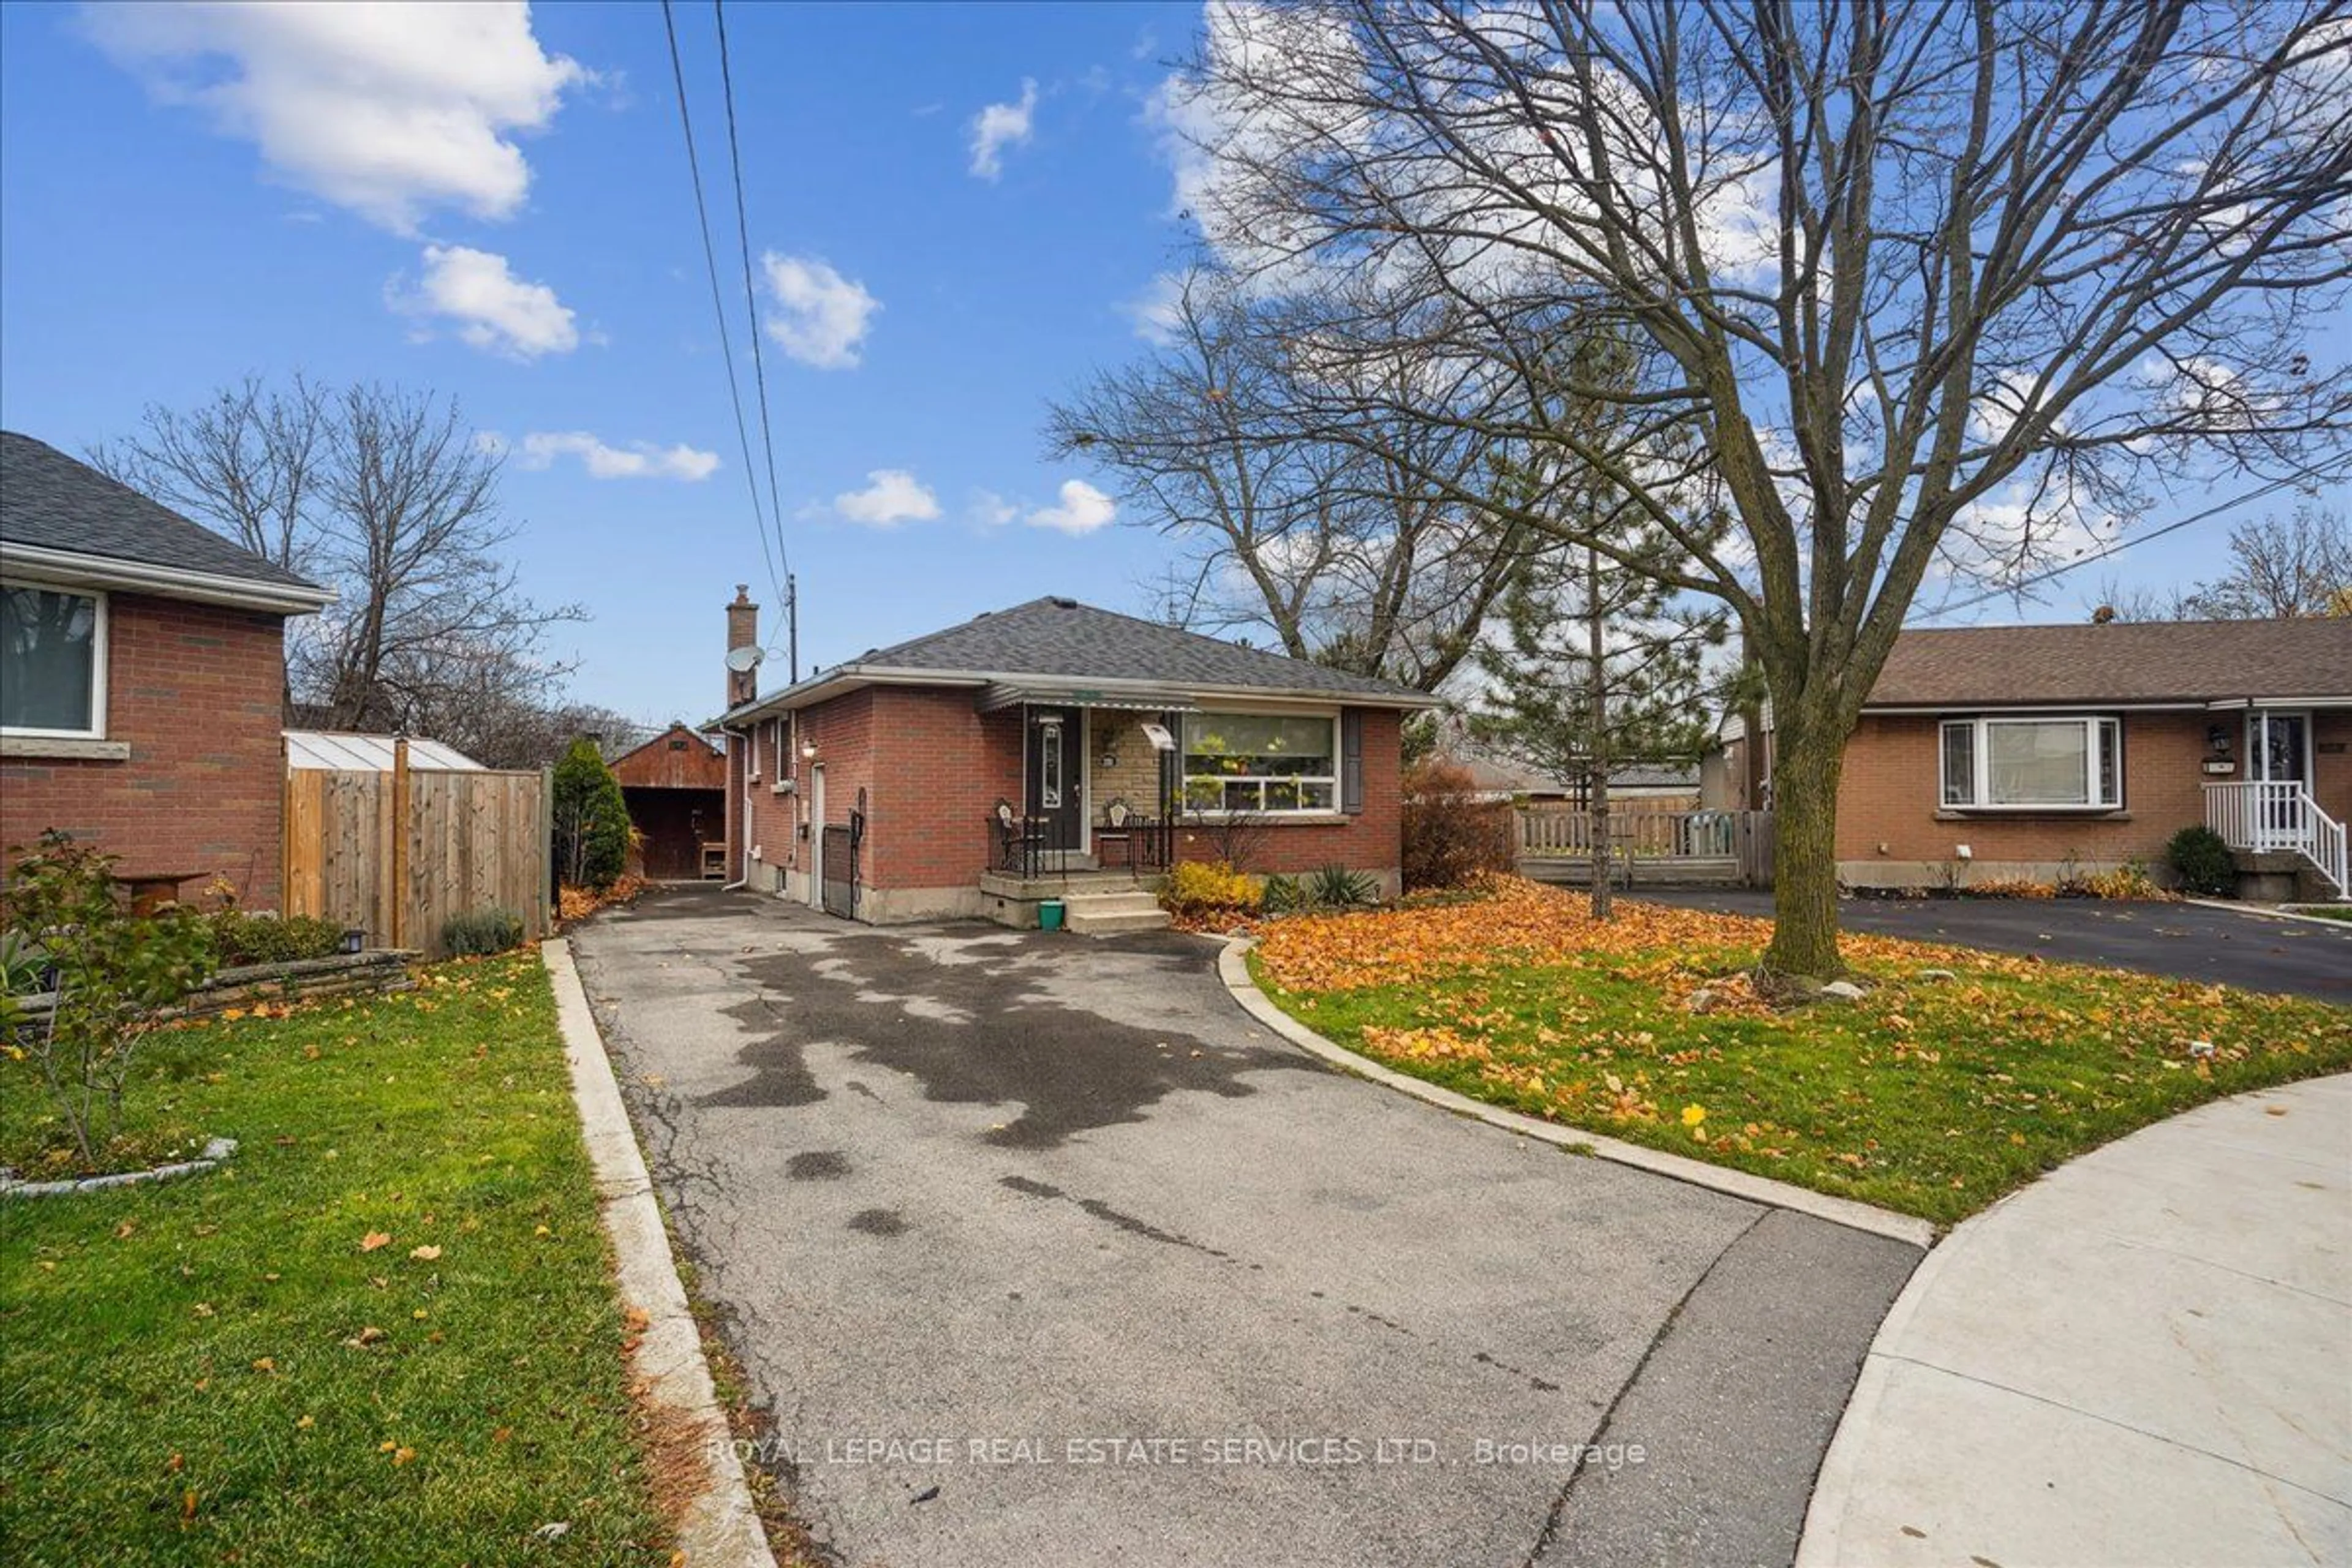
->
[1025, 706, 1084, 851]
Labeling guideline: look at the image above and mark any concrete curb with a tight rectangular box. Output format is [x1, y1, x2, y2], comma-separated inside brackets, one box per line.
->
[543, 940, 773, 1568]
[1215, 938, 1937, 1250]
[2180, 896, 2352, 929]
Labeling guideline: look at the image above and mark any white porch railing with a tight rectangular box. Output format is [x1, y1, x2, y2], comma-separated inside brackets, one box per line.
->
[2204, 782, 2348, 898]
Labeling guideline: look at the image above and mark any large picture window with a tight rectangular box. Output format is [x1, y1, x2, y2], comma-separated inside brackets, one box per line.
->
[1939, 715, 2121, 810]
[1182, 712, 1338, 814]
[1, 583, 104, 737]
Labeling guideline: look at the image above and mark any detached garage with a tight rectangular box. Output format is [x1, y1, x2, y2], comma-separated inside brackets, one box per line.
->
[611, 722, 727, 881]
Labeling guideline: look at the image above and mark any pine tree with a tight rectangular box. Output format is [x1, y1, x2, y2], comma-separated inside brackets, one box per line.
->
[1472, 537, 1725, 919]
[551, 737, 630, 891]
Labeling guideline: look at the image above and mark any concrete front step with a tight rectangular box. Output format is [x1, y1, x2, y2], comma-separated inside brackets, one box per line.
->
[1064, 907, 1173, 935]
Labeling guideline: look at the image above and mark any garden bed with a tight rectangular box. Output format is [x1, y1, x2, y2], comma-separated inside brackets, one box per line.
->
[1247, 878, 2352, 1226]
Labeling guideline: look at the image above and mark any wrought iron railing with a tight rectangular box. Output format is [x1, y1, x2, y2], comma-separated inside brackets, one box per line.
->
[990, 813, 1177, 881]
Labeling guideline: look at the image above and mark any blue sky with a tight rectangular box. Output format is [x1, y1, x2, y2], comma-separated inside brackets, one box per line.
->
[1, 1, 1202, 725]
[1, 2, 2332, 729]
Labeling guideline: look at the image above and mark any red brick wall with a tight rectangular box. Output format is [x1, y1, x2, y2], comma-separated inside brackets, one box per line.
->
[1, 592, 289, 907]
[1838, 710, 2228, 880]
[867, 687, 1021, 891]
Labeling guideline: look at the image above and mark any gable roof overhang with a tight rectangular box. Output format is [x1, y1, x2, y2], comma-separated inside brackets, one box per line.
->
[2, 540, 336, 615]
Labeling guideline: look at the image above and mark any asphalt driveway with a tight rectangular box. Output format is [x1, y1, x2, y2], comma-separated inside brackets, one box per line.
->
[572, 888, 1919, 1568]
[1639, 891, 2352, 1003]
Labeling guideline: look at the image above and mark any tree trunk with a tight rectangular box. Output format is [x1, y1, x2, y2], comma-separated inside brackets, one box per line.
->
[1586, 542, 1611, 921]
[1761, 726, 1845, 978]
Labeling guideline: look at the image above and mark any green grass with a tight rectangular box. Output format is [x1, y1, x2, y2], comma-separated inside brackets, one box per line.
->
[0, 954, 670, 1566]
[1251, 943, 2352, 1227]
[2287, 904, 2352, 923]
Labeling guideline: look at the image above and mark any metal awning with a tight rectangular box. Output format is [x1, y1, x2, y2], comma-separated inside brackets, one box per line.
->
[976, 684, 1200, 715]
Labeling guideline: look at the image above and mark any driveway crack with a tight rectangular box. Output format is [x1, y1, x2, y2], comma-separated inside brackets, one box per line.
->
[1521, 1207, 1767, 1567]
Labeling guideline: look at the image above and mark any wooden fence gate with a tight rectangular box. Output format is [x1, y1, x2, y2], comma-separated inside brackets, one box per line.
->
[284, 760, 552, 958]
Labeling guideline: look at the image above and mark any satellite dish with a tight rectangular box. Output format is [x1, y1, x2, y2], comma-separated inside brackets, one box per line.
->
[725, 645, 766, 673]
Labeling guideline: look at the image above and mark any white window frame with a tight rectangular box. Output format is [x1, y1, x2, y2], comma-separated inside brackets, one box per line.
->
[1180, 709, 1341, 817]
[1938, 714, 2122, 811]
[1, 578, 108, 740]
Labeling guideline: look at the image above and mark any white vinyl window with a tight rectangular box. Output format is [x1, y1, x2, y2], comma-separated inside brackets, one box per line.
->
[1, 582, 106, 738]
[1939, 715, 2121, 810]
[1182, 711, 1338, 814]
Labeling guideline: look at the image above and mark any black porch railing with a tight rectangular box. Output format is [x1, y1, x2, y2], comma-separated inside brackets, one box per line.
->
[991, 812, 1176, 881]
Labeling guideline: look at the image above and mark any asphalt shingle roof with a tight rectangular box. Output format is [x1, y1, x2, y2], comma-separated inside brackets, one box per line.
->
[0, 429, 322, 592]
[1866, 619, 2352, 706]
[839, 597, 1434, 703]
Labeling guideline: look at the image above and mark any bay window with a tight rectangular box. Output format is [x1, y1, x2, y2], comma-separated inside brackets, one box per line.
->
[1, 582, 104, 737]
[1939, 715, 2121, 810]
[1182, 712, 1338, 814]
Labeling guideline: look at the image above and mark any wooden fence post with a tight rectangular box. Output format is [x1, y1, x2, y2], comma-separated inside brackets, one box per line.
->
[390, 736, 410, 949]
[539, 764, 556, 937]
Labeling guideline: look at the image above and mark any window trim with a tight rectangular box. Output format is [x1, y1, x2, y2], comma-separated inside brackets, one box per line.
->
[1, 578, 108, 741]
[1937, 713, 2123, 812]
[1180, 707, 1342, 818]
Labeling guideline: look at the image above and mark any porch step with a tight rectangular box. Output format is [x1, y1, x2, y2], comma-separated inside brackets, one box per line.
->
[1063, 907, 1173, 935]
[1061, 889, 1171, 935]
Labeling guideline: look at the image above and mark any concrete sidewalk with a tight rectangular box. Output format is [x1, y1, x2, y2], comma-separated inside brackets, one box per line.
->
[1800, 1074, 2352, 1568]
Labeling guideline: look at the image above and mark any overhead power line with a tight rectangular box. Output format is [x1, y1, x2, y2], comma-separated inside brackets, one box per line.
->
[659, 0, 785, 611]
[712, 0, 789, 578]
[1916, 469, 2326, 622]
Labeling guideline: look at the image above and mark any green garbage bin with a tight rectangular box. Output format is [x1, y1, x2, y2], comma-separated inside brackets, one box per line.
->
[1038, 900, 1066, 932]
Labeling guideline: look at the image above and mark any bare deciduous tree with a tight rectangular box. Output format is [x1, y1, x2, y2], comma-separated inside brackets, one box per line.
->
[2089, 503, 2350, 620]
[1172, 0, 2352, 976]
[94, 379, 587, 751]
[1047, 271, 1535, 688]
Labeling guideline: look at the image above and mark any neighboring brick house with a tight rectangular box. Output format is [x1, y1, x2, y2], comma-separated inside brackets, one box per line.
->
[715, 591, 1437, 926]
[1833, 620, 2351, 899]
[1, 431, 331, 907]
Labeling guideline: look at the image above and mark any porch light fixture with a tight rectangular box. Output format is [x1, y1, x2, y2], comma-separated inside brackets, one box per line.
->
[800, 738, 818, 761]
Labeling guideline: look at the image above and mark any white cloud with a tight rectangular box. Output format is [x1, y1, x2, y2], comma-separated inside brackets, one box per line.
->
[761, 253, 878, 369]
[84, 1, 586, 233]
[514, 431, 718, 481]
[834, 469, 940, 527]
[968, 78, 1038, 180]
[1027, 479, 1117, 535]
[968, 489, 1019, 528]
[395, 244, 579, 358]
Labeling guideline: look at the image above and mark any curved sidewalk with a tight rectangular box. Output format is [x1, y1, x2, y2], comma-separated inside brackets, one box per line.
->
[1800, 1074, 2352, 1568]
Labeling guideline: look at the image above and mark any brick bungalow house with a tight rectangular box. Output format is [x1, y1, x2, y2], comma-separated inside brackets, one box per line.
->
[715, 590, 1438, 928]
[1833, 620, 2351, 899]
[1, 430, 332, 907]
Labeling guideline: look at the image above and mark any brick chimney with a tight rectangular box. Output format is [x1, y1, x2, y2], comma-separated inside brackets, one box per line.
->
[726, 584, 759, 708]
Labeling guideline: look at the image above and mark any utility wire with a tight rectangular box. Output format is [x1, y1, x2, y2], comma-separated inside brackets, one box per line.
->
[1915, 469, 2325, 622]
[713, 0, 790, 579]
[660, 0, 786, 611]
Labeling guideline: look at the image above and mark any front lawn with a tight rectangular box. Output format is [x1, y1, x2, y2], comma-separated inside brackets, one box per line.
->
[0, 953, 670, 1566]
[1250, 880, 2352, 1226]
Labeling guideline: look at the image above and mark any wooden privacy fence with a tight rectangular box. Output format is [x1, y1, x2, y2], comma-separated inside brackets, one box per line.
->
[284, 760, 552, 958]
[1516, 807, 1775, 888]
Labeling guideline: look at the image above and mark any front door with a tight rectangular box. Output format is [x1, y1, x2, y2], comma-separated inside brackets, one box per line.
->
[1025, 706, 1084, 851]
[2250, 710, 2310, 846]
